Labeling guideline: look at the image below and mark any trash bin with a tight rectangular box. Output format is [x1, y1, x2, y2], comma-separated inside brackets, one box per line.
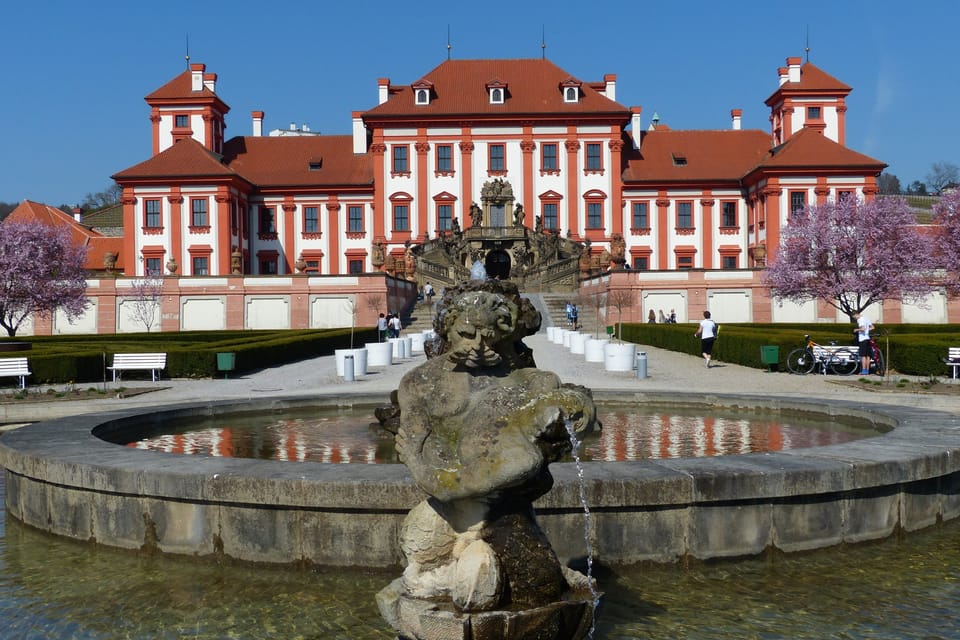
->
[760, 345, 779, 373]
[217, 352, 236, 378]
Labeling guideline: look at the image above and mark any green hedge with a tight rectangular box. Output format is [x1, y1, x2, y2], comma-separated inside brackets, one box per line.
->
[0, 328, 377, 384]
[620, 323, 960, 377]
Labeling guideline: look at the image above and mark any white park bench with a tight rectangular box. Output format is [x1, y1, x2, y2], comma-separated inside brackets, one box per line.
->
[0, 357, 31, 389]
[108, 353, 167, 383]
[944, 347, 960, 380]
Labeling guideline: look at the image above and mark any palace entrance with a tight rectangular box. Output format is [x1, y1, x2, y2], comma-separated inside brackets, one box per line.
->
[484, 250, 511, 280]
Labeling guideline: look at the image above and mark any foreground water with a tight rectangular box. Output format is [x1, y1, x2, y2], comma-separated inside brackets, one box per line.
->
[2, 472, 959, 639]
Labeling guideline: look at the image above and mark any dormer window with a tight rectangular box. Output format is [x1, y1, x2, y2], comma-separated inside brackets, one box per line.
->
[672, 153, 688, 167]
[308, 157, 322, 171]
[560, 78, 583, 103]
[486, 79, 507, 105]
[411, 79, 434, 106]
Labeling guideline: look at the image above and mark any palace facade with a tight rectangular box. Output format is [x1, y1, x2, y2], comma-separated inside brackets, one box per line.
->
[17, 54, 956, 334]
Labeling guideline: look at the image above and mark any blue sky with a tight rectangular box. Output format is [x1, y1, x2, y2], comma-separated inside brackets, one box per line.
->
[2, 0, 957, 207]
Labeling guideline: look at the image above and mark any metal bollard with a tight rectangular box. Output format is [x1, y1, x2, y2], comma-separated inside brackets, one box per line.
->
[343, 355, 355, 382]
[636, 351, 648, 379]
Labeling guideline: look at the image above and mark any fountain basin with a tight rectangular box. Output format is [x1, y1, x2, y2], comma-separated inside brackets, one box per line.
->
[2, 391, 960, 567]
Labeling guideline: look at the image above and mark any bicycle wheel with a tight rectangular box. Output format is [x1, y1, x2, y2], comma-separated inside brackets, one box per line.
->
[787, 348, 816, 374]
[828, 348, 860, 376]
[872, 347, 886, 376]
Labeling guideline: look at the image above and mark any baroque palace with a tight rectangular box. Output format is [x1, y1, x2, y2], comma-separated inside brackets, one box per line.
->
[13, 54, 953, 334]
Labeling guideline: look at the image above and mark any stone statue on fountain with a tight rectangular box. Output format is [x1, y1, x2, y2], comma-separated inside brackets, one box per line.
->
[377, 269, 600, 640]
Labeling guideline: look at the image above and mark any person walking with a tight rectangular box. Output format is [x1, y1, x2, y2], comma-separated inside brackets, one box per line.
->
[377, 313, 388, 342]
[694, 310, 719, 368]
[423, 282, 435, 306]
[855, 313, 874, 375]
[389, 313, 402, 338]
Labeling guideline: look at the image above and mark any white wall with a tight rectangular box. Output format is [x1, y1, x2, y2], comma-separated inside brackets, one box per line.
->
[246, 296, 290, 330]
[311, 296, 355, 328]
[53, 300, 98, 334]
[707, 290, 752, 323]
[181, 297, 226, 330]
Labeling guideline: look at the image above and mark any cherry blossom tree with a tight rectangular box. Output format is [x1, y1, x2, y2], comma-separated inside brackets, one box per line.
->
[763, 197, 934, 321]
[0, 221, 89, 336]
[932, 189, 960, 294]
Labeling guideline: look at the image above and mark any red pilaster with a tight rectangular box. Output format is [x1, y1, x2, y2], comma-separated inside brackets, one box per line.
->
[416, 134, 430, 237]
[609, 139, 624, 236]
[565, 137, 580, 238]
[282, 198, 296, 274]
[700, 197, 714, 269]
[327, 198, 341, 274]
[656, 196, 670, 270]
[168, 190, 183, 276]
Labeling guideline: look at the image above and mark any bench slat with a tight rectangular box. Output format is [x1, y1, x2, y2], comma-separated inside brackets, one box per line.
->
[109, 353, 166, 383]
[0, 357, 30, 389]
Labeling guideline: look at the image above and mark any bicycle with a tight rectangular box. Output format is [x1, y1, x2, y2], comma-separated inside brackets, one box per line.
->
[786, 335, 860, 376]
[861, 336, 886, 376]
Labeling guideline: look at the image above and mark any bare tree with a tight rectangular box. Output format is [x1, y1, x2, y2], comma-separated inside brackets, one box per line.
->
[927, 162, 960, 195]
[577, 289, 605, 338]
[126, 273, 164, 332]
[606, 288, 636, 342]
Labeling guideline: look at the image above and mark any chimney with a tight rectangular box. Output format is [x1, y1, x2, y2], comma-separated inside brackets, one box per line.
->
[378, 78, 390, 105]
[72, 207, 83, 223]
[731, 108, 742, 130]
[190, 63, 206, 91]
[252, 111, 264, 137]
[778, 66, 788, 86]
[603, 74, 617, 101]
[630, 106, 642, 149]
[203, 72, 217, 93]
[352, 111, 367, 153]
[786, 56, 802, 84]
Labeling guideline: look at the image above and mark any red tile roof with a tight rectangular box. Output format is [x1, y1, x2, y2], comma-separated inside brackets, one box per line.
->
[222, 136, 373, 188]
[765, 62, 851, 105]
[146, 69, 217, 101]
[112, 138, 241, 181]
[5, 200, 123, 271]
[757, 127, 884, 170]
[364, 59, 630, 120]
[623, 129, 772, 183]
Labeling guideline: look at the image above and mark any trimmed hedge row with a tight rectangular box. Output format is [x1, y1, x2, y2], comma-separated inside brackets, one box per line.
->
[0, 328, 377, 384]
[620, 323, 960, 377]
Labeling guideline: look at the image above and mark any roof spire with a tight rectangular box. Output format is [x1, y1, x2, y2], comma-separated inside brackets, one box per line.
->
[805, 25, 811, 62]
[185, 34, 190, 68]
[446, 25, 452, 60]
[541, 25, 546, 59]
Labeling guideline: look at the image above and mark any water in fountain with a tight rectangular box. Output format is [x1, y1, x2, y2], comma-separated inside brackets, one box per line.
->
[564, 417, 600, 639]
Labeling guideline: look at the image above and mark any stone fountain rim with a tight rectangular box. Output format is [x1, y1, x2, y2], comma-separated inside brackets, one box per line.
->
[2, 390, 957, 512]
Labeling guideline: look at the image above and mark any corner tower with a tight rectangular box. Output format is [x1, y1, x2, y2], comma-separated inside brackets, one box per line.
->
[145, 63, 230, 156]
[765, 57, 851, 146]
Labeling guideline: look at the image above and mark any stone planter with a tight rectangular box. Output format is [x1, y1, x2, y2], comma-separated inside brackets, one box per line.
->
[563, 330, 579, 348]
[551, 329, 567, 345]
[409, 332, 426, 354]
[365, 342, 393, 367]
[335, 348, 368, 377]
[604, 342, 636, 372]
[584, 338, 608, 363]
[546, 326, 559, 342]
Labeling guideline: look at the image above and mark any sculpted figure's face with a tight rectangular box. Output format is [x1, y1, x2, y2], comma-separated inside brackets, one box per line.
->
[444, 292, 517, 368]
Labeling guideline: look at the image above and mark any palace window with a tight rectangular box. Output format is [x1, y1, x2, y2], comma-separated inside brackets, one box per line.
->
[489, 144, 505, 172]
[807, 106, 822, 120]
[490, 88, 504, 104]
[677, 201, 693, 229]
[349, 259, 364, 274]
[437, 204, 452, 231]
[192, 256, 209, 276]
[174, 114, 189, 128]
[392, 145, 409, 174]
[564, 87, 578, 102]
[145, 257, 162, 275]
[436, 144, 453, 173]
[393, 204, 409, 231]
[144, 199, 162, 228]
[191, 198, 208, 227]
[259, 206, 276, 233]
[632, 202, 649, 229]
[633, 256, 649, 270]
[542, 202, 558, 230]
[790, 191, 806, 216]
[721, 255, 737, 269]
[348, 205, 364, 232]
[541, 143, 558, 172]
[677, 255, 694, 269]
[258, 251, 278, 275]
[585, 143, 602, 172]
[587, 202, 603, 229]
[721, 201, 737, 227]
[837, 190, 854, 202]
[304, 206, 319, 233]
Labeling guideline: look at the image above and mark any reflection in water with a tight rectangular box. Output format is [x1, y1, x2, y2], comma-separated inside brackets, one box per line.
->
[2, 472, 959, 639]
[123, 405, 879, 463]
